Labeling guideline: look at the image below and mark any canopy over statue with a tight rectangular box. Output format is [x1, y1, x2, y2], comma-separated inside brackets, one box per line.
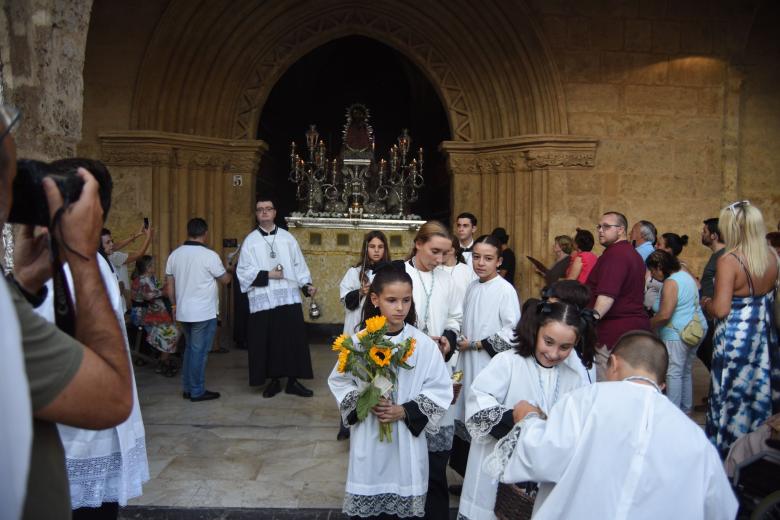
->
[289, 103, 424, 219]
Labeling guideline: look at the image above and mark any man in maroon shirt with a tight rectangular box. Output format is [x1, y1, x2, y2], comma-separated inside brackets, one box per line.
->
[586, 211, 651, 379]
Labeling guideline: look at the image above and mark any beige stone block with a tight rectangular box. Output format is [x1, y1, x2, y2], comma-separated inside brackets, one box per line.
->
[567, 17, 591, 49]
[651, 21, 680, 53]
[565, 83, 622, 112]
[673, 141, 718, 176]
[668, 57, 726, 87]
[590, 17, 624, 51]
[624, 85, 698, 115]
[680, 20, 713, 54]
[565, 171, 601, 196]
[568, 113, 609, 136]
[697, 87, 724, 115]
[597, 139, 667, 174]
[541, 15, 568, 48]
[625, 20, 652, 51]
[626, 53, 668, 84]
[639, 0, 667, 18]
[601, 52, 632, 83]
[563, 50, 602, 82]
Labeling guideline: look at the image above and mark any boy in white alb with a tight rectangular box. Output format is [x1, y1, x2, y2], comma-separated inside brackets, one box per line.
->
[486, 331, 738, 520]
[165, 218, 231, 401]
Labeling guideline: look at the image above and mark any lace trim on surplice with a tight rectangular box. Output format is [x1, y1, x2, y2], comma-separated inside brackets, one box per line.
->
[483, 413, 541, 479]
[426, 424, 454, 452]
[489, 333, 514, 353]
[344, 492, 426, 518]
[339, 390, 360, 428]
[412, 393, 446, 434]
[466, 405, 510, 444]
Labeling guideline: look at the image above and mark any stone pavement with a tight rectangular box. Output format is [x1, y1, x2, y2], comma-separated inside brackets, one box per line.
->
[124, 339, 708, 516]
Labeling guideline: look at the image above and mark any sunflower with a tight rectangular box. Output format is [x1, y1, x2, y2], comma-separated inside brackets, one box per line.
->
[356, 329, 369, 341]
[369, 346, 392, 367]
[337, 349, 350, 373]
[401, 338, 416, 363]
[331, 334, 349, 352]
[365, 315, 387, 334]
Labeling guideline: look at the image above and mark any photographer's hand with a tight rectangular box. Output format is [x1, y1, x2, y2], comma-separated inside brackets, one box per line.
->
[13, 225, 51, 294]
[43, 168, 103, 262]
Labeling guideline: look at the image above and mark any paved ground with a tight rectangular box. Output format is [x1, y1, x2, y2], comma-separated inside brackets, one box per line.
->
[127, 338, 708, 512]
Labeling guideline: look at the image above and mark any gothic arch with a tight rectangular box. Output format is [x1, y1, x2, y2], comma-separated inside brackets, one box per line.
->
[130, 0, 568, 142]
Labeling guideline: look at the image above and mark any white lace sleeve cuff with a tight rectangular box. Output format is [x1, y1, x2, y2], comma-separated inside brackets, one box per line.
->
[413, 394, 447, 434]
[482, 413, 541, 479]
[339, 390, 360, 428]
[466, 405, 510, 443]
[489, 333, 514, 353]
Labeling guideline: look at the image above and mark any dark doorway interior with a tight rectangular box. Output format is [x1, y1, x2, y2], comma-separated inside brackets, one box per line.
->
[256, 35, 451, 225]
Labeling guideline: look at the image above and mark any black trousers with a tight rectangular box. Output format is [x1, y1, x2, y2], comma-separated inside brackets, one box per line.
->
[697, 319, 716, 371]
[72, 502, 119, 520]
[425, 450, 450, 520]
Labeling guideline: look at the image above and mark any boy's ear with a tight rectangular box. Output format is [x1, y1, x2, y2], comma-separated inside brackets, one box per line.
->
[370, 292, 380, 308]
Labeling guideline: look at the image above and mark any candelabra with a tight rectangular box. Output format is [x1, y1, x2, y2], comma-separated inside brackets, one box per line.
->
[376, 129, 425, 216]
[289, 125, 336, 215]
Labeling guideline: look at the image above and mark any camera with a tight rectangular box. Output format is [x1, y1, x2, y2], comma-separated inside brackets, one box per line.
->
[8, 158, 112, 227]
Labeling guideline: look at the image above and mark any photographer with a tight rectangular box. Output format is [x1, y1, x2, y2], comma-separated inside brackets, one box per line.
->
[0, 108, 132, 518]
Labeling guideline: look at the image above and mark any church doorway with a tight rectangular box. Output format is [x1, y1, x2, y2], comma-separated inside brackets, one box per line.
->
[256, 35, 451, 223]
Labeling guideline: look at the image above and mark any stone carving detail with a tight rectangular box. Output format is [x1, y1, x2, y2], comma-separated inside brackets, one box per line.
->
[225, 155, 260, 174]
[523, 150, 596, 169]
[234, 7, 473, 142]
[101, 149, 171, 166]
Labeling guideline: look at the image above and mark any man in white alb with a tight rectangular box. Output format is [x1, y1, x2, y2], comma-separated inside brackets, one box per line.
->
[455, 212, 477, 264]
[236, 198, 317, 398]
[486, 330, 738, 520]
[166, 218, 231, 402]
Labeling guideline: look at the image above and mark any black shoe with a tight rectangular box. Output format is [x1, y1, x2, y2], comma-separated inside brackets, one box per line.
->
[285, 379, 313, 397]
[190, 390, 220, 402]
[182, 392, 190, 399]
[448, 484, 463, 496]
[263, 379, 282, 398]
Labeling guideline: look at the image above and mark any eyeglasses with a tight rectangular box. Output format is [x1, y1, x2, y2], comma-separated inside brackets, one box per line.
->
[256, 207, 276, 213]
[596, 223, 622, 231]
[725, 200, 750, 216]
[0, 105, 21, 144]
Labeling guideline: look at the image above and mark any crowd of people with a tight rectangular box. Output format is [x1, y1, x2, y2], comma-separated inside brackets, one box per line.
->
[1, 99, 778, 520]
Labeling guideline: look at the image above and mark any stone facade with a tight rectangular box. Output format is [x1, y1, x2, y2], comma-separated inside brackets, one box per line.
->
[2, 0, 778, 307]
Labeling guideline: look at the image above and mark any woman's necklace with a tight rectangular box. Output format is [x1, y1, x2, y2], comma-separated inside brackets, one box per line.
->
[623, 376, 662, 393]
[259, 226, 278, 259]
[534, 359, 560, 414]
[411, 257, 434, 334]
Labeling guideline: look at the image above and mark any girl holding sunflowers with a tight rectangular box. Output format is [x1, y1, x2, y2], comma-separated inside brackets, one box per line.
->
[328, 264, 453, 519]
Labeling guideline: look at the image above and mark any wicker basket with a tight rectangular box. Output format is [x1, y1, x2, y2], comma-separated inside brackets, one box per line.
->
[494, 482, 536, 520]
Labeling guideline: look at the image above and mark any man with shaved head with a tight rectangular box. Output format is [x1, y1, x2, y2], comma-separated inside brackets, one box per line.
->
[486, 330, 737, 520]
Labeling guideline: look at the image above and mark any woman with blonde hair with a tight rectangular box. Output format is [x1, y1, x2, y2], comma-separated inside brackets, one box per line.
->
[701, 201, 779, 457]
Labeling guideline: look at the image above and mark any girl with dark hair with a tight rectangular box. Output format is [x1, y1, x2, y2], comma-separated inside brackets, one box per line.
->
[329, 263, 452, 519]
[566, 228, 598, 283]
[130, 255, 180, 376]
[339, 230, 391, 335]
[442, 235, 478, 305]
[458, 301, 595, 520]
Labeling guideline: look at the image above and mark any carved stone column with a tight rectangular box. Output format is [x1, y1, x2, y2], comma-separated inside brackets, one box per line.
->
[442, 135, 598, 298]
[99, 131, 267, 277]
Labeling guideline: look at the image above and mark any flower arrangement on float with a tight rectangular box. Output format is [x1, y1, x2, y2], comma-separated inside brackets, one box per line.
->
[332, 315, 416, 442]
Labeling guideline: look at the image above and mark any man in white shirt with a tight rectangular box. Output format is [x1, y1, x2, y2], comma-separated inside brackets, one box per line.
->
[488, 330, 738, 520]
[455, 212, 477, 264]
[236, 198, 318, 398]
[101, 224, 153, 310]
[166, 218, 231, 401]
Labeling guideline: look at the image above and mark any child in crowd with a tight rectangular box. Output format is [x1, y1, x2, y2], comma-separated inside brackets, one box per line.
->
[458, 301, 596, 520]
[328, 264, 452, 519]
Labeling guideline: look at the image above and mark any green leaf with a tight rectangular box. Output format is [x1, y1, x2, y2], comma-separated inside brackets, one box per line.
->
[356, 384, 381, 421]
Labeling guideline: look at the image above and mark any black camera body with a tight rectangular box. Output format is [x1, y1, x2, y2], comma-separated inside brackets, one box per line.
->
[8, 159, 112, 227]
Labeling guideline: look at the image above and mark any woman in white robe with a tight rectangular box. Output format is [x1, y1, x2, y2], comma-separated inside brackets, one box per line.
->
[458, 301, 597, 520]
[329, 264, 452, 518]
[395, 221, 463, 520]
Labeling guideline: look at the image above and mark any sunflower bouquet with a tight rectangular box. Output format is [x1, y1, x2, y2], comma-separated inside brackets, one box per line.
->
[333, 315, 416, 442]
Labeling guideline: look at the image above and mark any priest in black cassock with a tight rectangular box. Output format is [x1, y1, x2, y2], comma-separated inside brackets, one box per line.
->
[236, 198, 317, 398]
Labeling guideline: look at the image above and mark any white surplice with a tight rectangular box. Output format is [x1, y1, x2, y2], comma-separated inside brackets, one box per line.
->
[328, 324, 453, 517]
[0, 277, 32, 520]
[35, 255, 149, 507]
[459, 351, 582, 520]
[403, 260, 463, 451]
[339, 266, 375, 335]
[441, 262, 478, 305]
[236, 227, 312, 313]
[453, 275, 521, 428]
[487, 381, 739, 520]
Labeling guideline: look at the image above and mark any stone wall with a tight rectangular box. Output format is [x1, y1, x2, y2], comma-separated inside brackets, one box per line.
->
[526, 0, 776, 275]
